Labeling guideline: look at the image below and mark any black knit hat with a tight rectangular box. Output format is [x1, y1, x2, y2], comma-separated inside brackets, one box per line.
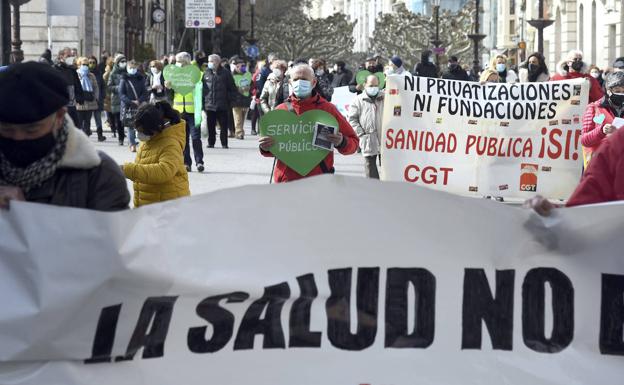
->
[0, 62, 69, 124]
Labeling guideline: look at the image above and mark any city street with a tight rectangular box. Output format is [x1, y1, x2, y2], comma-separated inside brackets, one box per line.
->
[94, 120, 365, 197]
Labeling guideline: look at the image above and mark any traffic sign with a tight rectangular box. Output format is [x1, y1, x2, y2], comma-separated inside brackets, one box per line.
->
[185, 0, 216, 29]
[246, 45, 259, 59]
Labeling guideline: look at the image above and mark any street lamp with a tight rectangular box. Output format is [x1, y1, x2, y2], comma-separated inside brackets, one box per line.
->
[232, 0, 248, 57]
[430, 0, 442, 69]
[9, 0, 30, 64]
[244, 0, 258, 61]
[527, 0, 554, 55]
[467, 0, 486, 76]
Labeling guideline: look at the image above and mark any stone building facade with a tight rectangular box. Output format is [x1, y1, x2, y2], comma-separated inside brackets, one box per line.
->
[17, 0, 174, 62]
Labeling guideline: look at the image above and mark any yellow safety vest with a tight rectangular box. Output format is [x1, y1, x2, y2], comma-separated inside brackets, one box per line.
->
[173, 91, 195, 114]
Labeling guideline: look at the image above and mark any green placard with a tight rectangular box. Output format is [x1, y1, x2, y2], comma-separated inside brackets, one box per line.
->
[259, 109, 338, 176]
[163, 64, 202, 95]
[234, 72, 253, 97]
[355, 70, 386, 89]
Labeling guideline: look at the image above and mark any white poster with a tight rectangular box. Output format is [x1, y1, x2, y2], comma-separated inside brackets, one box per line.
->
[185, 0, 216, 29]
[0, 176, 623, 384]
[381, 76, 589, 200]
[331, 86, 355, 120]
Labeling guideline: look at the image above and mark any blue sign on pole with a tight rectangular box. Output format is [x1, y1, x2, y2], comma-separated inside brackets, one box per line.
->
[246, 45, 259, 58]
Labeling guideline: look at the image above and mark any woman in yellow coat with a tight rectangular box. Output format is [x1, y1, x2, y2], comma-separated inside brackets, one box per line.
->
[122, 101, 190, 207]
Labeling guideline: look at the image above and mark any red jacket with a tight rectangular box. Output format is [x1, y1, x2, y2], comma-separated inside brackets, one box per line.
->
[261, 92, 359, 183]
[567, 126, 624, 206]
[580, 98, 617, 165]
[551, 72, 603, 103]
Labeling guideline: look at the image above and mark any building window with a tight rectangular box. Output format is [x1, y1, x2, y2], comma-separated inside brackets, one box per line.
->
[510, 0, 515, 15]
[509, 20, 515, 35]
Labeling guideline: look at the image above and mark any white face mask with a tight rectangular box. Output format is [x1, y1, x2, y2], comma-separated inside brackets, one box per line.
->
[119, 62, 127, 69]
[175, 62, 184, 68]
[590, 72, 600, 78]
[315, 69, 325, 77]
[65, 56, 76, 66]
[272, 68, 282, 78]
[137, 132, 151, 142]
[127, 67, 137, 75]
[365, 86, 379, 97]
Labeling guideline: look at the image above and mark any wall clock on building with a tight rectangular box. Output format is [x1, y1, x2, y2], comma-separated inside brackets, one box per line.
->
[152, 7, 166, 24]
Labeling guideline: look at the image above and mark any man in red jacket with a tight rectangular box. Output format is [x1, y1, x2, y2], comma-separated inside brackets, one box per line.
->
[551, 50, 603, 103]
[525, 126, 624, 215]
[259, 64, 359, 183]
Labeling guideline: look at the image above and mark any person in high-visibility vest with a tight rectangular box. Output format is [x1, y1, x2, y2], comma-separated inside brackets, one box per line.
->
[169, 52, 204, 173]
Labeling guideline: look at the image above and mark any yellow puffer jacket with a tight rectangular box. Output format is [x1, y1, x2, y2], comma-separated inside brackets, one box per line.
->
[123, 121, 190, 207]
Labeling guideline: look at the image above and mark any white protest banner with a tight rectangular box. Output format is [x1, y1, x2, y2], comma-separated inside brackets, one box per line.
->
[185, 0, 215, 28]
[381, 76, 589, 200]
[331, 86, 354, 120]
[1, 176, 623, 384]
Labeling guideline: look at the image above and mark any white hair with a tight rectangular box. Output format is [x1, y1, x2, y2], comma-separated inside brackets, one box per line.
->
[175, 52, 192, 63]
[290, 63, 314, 79]
[565, 50, 583, 61]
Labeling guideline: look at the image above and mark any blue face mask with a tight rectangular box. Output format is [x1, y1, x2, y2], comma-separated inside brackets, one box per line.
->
[208, 62, 215, 70]
[79, 65, 89, 75]
[291, 79, 312, 98]
[127, 68, 137, 75]
[240, 65, 247, 73]
[496, 63, 506, 73]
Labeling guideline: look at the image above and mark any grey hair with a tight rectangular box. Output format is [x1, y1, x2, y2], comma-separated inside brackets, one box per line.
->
[290, 63, 314, 78]
[605, 71, 624, 90]
[208, 54, 221, 63]
[175, 52, 192, 63]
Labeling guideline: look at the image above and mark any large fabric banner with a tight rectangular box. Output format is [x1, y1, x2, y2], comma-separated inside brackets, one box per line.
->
[0, 176, 623, 384]
[381, 76, 589, 200]
[331, 85, 354, 120]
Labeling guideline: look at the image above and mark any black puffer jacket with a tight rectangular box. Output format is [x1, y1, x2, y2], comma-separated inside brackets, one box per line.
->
[442, 65, 471, 81]
[414, 51, 439, 78]
[202, 66, 237, 111]
[331, 69, 353, 88]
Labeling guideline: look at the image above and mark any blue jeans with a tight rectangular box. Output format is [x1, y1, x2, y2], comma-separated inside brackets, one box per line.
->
[127, 127, 137, 146]
[182, 113, 204, 166]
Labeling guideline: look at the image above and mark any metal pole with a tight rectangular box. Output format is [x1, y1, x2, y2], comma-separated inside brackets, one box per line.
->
[1, 0, 11, 65]
[10, 1, 23, 63]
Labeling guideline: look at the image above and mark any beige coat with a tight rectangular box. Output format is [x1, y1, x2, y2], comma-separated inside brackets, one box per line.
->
[348, 91, 384, 157]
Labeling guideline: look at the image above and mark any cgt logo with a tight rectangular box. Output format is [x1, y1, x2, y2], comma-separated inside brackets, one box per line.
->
[520, 163, 538, 192]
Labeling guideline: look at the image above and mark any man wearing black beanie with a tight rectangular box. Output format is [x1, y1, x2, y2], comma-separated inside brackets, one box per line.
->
[0, 62, 130, 211]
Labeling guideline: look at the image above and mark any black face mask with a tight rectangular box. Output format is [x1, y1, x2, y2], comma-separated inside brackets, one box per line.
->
[609, 93, 624, 107]
[0, 130, 57, 168]
[571, 61, 584, 72]
[528, 63, 539, 73]
[448, 63, 459, 71]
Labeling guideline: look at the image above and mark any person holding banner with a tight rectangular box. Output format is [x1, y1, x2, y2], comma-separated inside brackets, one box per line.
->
[552, 50, 603, 103]
[581, 71, 624, 167]
[0, 62, 130, 211]
[518, 52, 550, 83]
[259, 64, 359, 183]
[442, 56, 471, 81]
[348, 74, 384, 179]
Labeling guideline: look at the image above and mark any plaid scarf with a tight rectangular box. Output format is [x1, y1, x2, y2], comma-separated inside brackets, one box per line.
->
[0, 121, 69, 193]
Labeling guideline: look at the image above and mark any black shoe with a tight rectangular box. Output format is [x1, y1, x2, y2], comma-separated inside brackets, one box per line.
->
[118, 141, 124, 146]
[185, 164, 192, 172]
[207, 144, 214, 148]
[197, 163, 205, 173]
[98, 136, 106, 142]
[222, 145, 229, 149]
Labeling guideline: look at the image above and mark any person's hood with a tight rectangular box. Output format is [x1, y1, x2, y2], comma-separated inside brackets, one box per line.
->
[152, 120, 186, 148]
[421, 50, 432, 63]
[59, 115, 102, 169]
[114, 54, 126, 66]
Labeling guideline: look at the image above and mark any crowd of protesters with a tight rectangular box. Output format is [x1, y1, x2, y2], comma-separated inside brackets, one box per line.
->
[0, 45, 623, 212]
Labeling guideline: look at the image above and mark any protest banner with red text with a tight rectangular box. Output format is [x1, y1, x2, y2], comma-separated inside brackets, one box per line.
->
[381, 76, 589, 200]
